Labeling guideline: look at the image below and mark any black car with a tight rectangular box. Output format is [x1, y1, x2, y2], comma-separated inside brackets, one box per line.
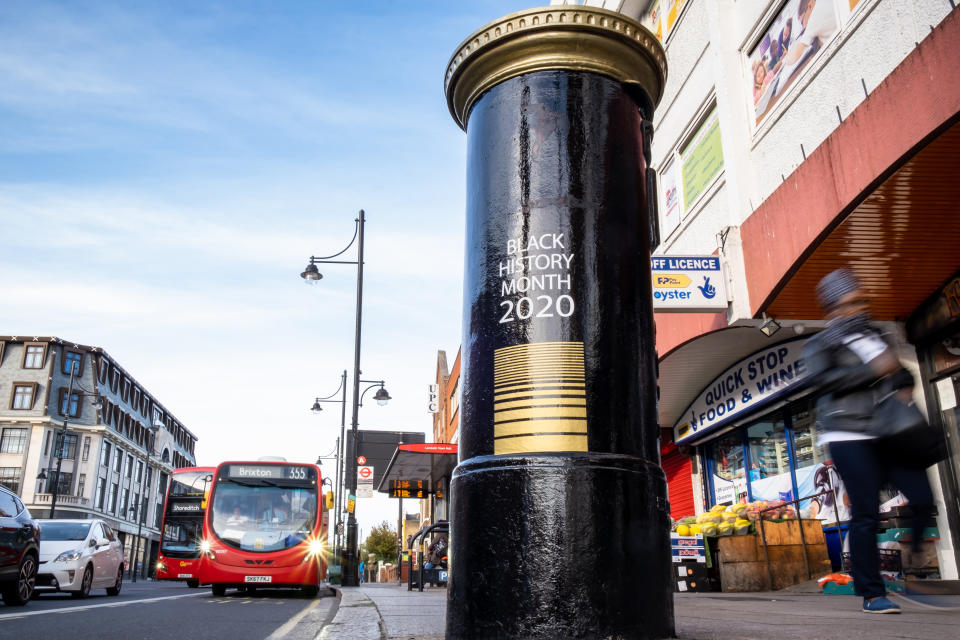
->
[0, 485, 39, 606]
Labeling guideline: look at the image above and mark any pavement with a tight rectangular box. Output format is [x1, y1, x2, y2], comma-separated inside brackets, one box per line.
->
[314, 580, 960, 639]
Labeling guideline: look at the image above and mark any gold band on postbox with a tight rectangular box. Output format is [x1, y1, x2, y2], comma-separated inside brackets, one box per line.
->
[444, 6, 667, 131]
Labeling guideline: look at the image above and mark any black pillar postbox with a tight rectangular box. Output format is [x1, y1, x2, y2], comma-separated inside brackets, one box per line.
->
[444, 7, 671, 639]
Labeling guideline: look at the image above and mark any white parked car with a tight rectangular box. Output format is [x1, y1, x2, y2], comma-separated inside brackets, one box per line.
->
[36, 519, 125, 598]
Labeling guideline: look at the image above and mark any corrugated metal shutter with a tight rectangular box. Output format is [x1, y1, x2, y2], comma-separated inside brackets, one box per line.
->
[661, 445, 695, 520]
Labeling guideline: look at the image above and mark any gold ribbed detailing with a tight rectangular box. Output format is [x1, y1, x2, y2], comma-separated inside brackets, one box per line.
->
[444, 6, 667, 130]
[493, 342, 587, 454]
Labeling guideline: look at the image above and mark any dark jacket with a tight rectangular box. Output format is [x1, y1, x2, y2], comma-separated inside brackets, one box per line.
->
[802, 327, 893, 434]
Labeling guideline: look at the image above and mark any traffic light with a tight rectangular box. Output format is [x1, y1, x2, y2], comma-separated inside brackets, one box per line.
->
[325, 490, 335, 510]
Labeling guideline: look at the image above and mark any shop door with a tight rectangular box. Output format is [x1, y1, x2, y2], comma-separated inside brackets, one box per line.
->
[661, 447, 694, 520]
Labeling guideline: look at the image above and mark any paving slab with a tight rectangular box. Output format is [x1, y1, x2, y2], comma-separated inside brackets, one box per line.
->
[327, 581, 960, 639]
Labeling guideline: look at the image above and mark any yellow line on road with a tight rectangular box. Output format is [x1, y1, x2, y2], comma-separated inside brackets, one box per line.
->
[265, 597, 324, 639]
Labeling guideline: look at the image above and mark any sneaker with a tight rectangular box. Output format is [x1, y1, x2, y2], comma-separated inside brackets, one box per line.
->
[863, 597, 901, 614]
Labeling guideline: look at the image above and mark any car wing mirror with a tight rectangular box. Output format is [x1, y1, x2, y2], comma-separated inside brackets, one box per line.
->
[97, 537, 110, 547]
[89, 538, 97, 547]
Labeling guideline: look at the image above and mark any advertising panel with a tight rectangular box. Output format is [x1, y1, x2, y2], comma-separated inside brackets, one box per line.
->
[651, 255, 727, 312]
[749, 0, 839, 124]
[680, 107, 723, 210]
[660, 161, 680, 235]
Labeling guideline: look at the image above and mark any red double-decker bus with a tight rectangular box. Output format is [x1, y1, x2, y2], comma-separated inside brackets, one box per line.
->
[156, 466, 215, 587]
[200, 459, 327, 596]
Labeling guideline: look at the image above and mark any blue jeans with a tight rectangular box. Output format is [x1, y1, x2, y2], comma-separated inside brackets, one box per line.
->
[829, 439, 934, 598]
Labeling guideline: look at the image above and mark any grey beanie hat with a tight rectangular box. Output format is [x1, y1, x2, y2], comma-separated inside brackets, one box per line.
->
[816, 268, 861, 310]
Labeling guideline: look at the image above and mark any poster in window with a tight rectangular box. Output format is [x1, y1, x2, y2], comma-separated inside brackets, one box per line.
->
[748, 0, 839, 125]
[663, 0, 687, 40]
[660, 161, 680, 234]
[680, 107, 724, 210]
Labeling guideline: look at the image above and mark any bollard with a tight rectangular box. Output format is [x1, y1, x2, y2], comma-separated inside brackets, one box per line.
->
[443, 7, 671, 639]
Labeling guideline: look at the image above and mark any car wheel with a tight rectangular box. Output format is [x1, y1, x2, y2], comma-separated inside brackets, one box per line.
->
[186, 580, 199, 588]
[106, 566, 123, 596]
[212, 584, 226, 597]
[72, 566, 93, 599]
[1, 552, 37, 606]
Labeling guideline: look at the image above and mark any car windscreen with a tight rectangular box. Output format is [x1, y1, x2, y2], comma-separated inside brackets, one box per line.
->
[40, 522, 91, 541]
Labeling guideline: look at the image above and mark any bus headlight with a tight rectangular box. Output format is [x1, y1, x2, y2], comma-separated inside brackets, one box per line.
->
[199, 540, 211, 553]
[309, 539, 324, 556]
[156, 561, 167, 573]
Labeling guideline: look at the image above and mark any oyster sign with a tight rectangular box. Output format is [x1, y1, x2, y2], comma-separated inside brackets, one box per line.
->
[651, 255, 727, 312]
[674, 338, 810, 444]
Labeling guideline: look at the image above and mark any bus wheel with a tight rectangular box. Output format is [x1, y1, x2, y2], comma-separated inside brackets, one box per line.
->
[302, 585, 319, 598]
[212, 584, 226, 597]
[186, 580, 199, 588]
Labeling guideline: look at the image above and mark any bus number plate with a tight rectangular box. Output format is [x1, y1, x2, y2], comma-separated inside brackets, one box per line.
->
[244, 576, 272, 583]
[178, 573, 193, 578]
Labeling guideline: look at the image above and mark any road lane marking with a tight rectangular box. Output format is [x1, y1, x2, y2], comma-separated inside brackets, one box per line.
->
[0, 591, 207, 620]
[265, 598, 323, 639]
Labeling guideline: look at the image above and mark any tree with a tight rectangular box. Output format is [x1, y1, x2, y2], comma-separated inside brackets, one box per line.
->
[362, 520, 398, 563]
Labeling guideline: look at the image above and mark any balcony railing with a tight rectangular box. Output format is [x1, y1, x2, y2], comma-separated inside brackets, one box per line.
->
[34, 493, 90, 506]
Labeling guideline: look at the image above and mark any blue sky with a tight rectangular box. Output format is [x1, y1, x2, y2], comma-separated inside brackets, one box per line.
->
[0, 0, 526, 533]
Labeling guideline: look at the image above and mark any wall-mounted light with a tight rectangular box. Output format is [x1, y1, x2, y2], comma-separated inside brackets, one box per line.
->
[759, 314, 781, 337]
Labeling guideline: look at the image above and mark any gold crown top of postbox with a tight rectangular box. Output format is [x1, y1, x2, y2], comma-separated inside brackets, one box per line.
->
[444, 5, 667, 130]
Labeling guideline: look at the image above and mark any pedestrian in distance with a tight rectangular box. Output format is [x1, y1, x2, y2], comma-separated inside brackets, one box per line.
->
[804, 269, 936, 614]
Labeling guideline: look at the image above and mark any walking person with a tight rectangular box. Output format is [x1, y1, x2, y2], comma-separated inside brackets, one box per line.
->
[804, 269, 935, 614]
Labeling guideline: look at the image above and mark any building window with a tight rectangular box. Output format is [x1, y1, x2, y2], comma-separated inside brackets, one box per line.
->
[44, 430, 51, 455]
[133, 492, 141, 521]
[109, 482, 118, 513]
[0, 428, 28, 454]
[82, 436, 91, 461]
[121, 488, 130, 519]
[77, 474, 86, 497]
[114, 448, 123, 473]
[22, 344, 46, 368]
[0, 468, 22, 494]
[55, 433, 79, 460]
[158, 472, 168, 496]
[46, 471, 73, 495]
[96, 477, 106, 509]
[100, 441, 112, 467]
[63, 351, 84, 376]
[125, 455, 133, 478]
[58, 388, 82, 418]
[136, 460, 143, 483]
[11, 383, 37, 410]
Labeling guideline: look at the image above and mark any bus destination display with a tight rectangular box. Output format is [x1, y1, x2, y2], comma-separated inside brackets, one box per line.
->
[388, 479, 428, 499]
[223, 464, 315, 482]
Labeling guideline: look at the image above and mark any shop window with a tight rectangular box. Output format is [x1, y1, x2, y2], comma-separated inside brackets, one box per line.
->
[710, 432, 747, 505]
[0, 467, 23, 494]
[746, 417, 793, 503]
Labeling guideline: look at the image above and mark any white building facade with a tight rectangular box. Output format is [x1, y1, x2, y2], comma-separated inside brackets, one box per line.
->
[552, 0, 960, 579]
[0, 336, 198, 578]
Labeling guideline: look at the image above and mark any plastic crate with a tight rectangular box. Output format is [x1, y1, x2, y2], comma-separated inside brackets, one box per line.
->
[841, 549, 901, 573]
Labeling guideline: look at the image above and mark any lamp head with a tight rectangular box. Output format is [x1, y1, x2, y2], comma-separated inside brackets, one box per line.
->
[301, 262, 322, 284]
[311, 400, 323, 413]
[759, 316, 782, 337]
[373, 387, 392, 406]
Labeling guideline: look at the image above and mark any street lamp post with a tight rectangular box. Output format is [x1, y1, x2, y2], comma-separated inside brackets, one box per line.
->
[310, 372, 391, 586]
[130, 421, 159, 583]
[311, 369, 348, 564]
[302, 210, 391, 587]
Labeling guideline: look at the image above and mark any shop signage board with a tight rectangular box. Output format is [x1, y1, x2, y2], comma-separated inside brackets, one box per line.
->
[670, 533, 705, 563]
[428, 384, 440, 413]
[674, 338, 810, 444]
[651, 256, 727, 312]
